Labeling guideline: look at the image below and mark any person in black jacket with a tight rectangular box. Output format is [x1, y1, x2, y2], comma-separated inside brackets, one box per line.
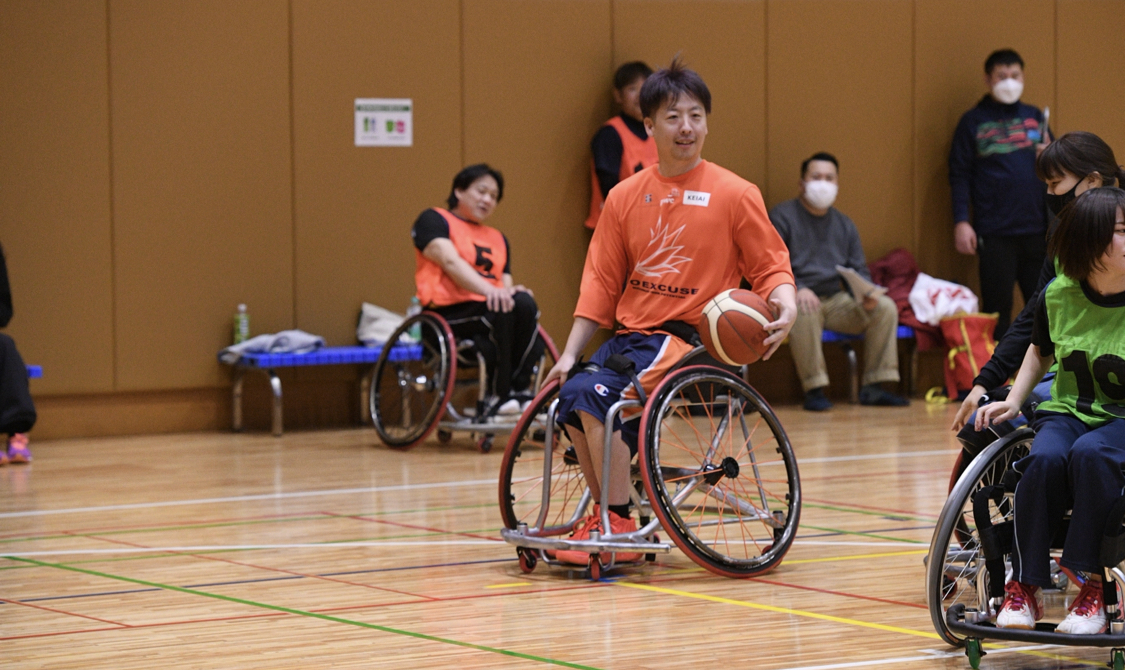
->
[952, 132, 1125, 449]
[949, 49, 1050, 339]
[0, 245, 36, 464]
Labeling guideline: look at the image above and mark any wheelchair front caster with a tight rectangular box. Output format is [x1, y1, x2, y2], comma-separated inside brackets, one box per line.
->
[477, 434, 494, 454]
[587, 555, 601, 581]
[437, 429, 452, 444]
[965, 638, 983, 669]
[517, 548, 537, 574]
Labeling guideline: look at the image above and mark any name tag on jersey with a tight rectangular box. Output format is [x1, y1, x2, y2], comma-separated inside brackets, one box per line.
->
[684, 190, 711, 207]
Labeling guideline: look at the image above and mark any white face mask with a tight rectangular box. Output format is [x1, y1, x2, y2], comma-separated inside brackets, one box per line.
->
[803, 179, 838, 210]
[992, 77, 1023, 105]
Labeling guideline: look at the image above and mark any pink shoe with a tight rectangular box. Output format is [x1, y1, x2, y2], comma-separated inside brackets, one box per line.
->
[7, 433, 31, 464]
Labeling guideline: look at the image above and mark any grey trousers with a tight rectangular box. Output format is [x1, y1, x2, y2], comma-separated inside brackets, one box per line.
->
[788, 292, 900, 392]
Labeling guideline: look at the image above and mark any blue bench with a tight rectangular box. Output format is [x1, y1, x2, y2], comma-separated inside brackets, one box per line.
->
[822, 325, 916, 403]
[27, 365, 42, 379]
[220, 344, 421, 436]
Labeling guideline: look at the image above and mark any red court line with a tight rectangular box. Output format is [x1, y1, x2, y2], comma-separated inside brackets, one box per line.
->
[0, 511, 335, 541]
[644, 570, 926, 610]
[799, 468, 949, 482]
[74, 533, 438, 602]
[0, 596, 129, 626]
[803, 496, 933, 518]
[326, 512, 503, 542]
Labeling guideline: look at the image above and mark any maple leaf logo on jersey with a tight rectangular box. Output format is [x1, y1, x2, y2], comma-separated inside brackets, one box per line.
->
[634, 215, 692, 278]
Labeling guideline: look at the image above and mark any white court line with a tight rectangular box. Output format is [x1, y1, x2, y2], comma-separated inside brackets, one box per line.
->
[0, 478, 497, 519]
[0, 448, 954, 520]
[1, 541, 503, 557]
[792, 540, 927, 547]
[771, 644, 1062, 670]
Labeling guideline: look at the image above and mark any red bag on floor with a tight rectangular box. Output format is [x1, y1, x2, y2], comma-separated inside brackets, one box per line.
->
[939, 313, 998, 400]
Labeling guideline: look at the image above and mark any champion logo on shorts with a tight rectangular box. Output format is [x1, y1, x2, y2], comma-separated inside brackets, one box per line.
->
[594, 383, 609, 397]
[684, 190, 711, 207]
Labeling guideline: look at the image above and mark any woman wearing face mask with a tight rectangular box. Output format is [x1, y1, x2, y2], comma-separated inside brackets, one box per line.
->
[952, 132, 1125, 448]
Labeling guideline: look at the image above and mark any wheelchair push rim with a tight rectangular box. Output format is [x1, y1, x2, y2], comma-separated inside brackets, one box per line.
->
[370, 311, 457, 449]
[925, 427, 1034, 647]
[639, 366, 801, 578]
[498, 379, 589, 536]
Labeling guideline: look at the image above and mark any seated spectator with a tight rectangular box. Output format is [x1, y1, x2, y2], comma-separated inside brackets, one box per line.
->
[0, 244, 35, 464]
[769, 152, 909, 411]
[411, 164, 544, 417]
[584, 61, 658, 231]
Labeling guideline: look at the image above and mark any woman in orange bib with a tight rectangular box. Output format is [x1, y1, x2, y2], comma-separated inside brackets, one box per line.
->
[412, 164, 544, 416]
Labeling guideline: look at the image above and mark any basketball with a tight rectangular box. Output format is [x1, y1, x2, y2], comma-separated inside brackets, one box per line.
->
[697, 289, 775, 365]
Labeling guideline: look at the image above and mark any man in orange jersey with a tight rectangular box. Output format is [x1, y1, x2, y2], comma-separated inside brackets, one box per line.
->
[584, 62, 658, 231]
[412, 164, 544, 417]
[544, 59, 797, 565]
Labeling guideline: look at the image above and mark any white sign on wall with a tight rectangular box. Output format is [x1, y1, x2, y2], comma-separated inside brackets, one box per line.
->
[355, 98, 412, 147]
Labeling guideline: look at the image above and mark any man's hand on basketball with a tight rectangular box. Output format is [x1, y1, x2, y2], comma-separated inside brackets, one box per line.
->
[762, 286, 798, 361]
[485, 285, 515, 313]
[974, 398, 1018, 431]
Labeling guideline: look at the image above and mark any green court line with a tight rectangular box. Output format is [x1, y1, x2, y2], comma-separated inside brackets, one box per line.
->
[803, 501, 938, 523]
[6, 556, 602, 669]
[800, 524, 926, 544]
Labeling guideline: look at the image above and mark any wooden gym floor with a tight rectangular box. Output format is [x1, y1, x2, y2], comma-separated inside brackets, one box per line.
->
[0, 402, 1110, 669]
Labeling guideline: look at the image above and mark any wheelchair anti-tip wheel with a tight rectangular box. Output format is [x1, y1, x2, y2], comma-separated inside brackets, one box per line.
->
[925, 427, 1034, 646]
[639, 366, 800, 577]
[370, 312, 456, 449]
[498, 380, 588, 536]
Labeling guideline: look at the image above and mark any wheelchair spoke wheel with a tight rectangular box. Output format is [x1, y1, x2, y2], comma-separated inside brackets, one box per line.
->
[371, 312, 455, 449]
[639, 366, 800, 578]
[925, 427, 1033, 646]
[498, 380, 589, 534]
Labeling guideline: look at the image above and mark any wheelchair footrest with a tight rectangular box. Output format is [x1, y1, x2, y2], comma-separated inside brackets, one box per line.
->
[946, 604, 1125, 647]
[500, 528, 672, 554]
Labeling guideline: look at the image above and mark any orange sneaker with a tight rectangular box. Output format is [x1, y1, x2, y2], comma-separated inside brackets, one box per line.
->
[6, 433, 30, 464]
[605, 510, 641, 563]
[555, 505, 602, 565]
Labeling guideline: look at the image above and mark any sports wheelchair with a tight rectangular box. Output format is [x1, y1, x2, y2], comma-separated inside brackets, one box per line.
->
[926, 426, 1125, 669]
[370, 310, 558, 453]
[498, 344, 801, 579]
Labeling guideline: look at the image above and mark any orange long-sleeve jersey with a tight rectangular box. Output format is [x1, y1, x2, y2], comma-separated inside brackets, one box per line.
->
[576, 160, 794, 331]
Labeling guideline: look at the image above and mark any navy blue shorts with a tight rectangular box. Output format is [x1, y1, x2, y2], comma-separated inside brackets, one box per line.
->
[556, 331, 694, 455]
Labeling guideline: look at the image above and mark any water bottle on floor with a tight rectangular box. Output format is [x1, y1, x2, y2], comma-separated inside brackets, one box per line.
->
[406, 297, 422, 341]
[233, 304, 250, 344]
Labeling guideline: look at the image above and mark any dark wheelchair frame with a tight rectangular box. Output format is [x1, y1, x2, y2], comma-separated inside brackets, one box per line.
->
[369, 310, 558, 453]
[926, 422, 1125, 669]
[497, 341, 801, 580]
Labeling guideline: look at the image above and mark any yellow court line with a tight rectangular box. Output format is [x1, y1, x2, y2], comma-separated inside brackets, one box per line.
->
[615, 581, 942, 640]
[485, 582, 533, 589]
[785, 550, 929, 565]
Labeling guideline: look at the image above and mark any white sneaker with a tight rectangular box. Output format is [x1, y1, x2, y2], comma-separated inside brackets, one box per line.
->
[995, 581, 1043, 629]
[497, 398, 522, 415]
[1057, 579, 1107, 634]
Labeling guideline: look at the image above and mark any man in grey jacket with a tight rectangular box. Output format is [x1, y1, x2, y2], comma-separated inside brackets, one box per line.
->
[769, 153, 908, 411]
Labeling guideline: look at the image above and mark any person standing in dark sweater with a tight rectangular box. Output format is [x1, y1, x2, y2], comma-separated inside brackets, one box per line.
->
[0, 244, 35, 464]
[950, 49, 1051, 339]
[583, 61, 658, 231]
[770, 153, 909, 411]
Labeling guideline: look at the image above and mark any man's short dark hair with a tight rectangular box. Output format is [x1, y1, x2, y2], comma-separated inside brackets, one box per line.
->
[638, 56, 711, 120]
[985, 49, 1024, 75]
[614, 61, 652, 91]
[447, 163, 504, 210]
[801, 152, 839, 178]
[1049, 187, 1125, 281]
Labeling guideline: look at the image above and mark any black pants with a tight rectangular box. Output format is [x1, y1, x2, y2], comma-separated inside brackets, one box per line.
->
[435, 291, 544, 399]
[0, 333, 36, 435]
[977, 233, 1046, 339]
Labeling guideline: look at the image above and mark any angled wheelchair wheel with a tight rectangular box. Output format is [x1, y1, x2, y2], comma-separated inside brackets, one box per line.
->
[639, 366, 800, 577]
[925, 427, 1033, 646]
[370, 312, 456, 449]
[498, 380, 588, 533]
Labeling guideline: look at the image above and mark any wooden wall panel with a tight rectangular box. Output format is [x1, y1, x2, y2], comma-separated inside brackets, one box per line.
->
[291, 0, 462, 346]
[0, 0, 114, 394]
[1057, 0, 1125, 155]
[462, 0, 613, 346]
[913, 0, 1056, 290]
[613, 0, 767, 186]
[767, 0, 915, 263]
[110, 0, 294, 390]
